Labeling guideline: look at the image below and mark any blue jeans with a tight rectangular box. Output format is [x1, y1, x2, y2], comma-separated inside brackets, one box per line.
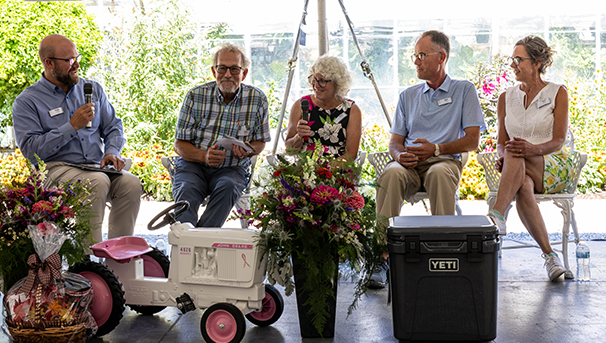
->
[172, 158, 247, 227]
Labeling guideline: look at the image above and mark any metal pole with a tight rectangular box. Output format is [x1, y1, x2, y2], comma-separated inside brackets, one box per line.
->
[337, 0, 391, 126]
[271, 0, 310, 154]
[317, 0, 328, 55]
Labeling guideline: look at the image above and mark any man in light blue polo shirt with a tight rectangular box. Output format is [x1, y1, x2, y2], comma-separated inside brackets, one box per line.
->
[376, 30, 484, 220]
[13, 34, 141, 244]
[371, 30, 484, 288]
[377, 31, 485, 218]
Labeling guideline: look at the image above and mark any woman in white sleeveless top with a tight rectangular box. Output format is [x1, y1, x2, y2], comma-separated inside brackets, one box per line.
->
[487, 36, 571, 281]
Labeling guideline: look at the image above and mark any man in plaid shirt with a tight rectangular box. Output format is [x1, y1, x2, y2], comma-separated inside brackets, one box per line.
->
[172, 43, 270, 227]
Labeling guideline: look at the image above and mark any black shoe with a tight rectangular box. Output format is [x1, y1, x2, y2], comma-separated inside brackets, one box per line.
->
[369, 260, 389, 289]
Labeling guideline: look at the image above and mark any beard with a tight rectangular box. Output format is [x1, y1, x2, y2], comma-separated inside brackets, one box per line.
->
[53, 67, 79, 88]
[217, 78, 239, 94]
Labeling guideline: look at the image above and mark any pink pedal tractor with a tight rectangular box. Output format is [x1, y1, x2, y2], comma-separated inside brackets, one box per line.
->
[71, 202, 284, 343]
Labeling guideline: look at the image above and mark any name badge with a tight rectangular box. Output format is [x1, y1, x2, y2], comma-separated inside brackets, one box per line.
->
[437, 97, 452, 106]
[335, 113, 348, 123]
[537, 98, 551, 108]
[238, 126, 250, 137]
[49, 107, 63, 117]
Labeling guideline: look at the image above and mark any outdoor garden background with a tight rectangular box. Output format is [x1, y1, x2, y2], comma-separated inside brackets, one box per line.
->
[1, 0, 606, 204]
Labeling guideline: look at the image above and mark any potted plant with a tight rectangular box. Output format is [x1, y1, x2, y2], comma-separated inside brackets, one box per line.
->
[235, 142, 382, 338]
[0, 151, 94, 294]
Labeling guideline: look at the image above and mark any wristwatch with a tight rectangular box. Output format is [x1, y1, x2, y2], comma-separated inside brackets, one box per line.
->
[434, 143, 440, 157]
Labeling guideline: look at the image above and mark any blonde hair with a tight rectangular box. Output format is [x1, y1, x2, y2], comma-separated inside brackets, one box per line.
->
[308, 55, 353, 100]
[515, 35, 555, 75]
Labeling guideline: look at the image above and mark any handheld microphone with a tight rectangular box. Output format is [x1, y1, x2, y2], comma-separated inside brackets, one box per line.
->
[301, 99, 309, 141]
[84, 83, 93, 128]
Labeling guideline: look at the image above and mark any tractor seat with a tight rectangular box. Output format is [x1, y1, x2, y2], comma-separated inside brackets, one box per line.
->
[91, 236, 153, 262]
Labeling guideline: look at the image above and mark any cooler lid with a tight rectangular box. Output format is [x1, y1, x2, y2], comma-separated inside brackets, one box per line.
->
[388, 215, 497, 241]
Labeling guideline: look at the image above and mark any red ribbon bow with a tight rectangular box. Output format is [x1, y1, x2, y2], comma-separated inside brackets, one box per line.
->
[19, 253, 62, 294]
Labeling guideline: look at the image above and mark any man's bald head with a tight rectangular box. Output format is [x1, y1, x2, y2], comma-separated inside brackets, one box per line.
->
[39, 34, 75, 63]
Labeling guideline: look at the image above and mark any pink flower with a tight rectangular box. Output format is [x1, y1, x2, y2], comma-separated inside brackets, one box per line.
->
[350, 223, 360, 231]
[482, 81, 496, 95]
[37, 222, 58, 236]
[310, 185, 339, 205]
[344, 191, 365, 210]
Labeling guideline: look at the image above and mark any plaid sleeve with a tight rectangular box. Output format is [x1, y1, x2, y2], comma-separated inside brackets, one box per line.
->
[252, 92, 271, 143]
[175, 89, 196, 141]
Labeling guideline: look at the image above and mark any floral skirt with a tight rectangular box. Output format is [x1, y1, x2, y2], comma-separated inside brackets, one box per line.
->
[543, 148, 575, 194]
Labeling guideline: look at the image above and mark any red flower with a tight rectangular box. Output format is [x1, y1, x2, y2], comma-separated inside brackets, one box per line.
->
[344, 191, 365, 210]
[317, 167, 332, 179]
[273, 170, 282, 177]
[32, 200, 53, 213]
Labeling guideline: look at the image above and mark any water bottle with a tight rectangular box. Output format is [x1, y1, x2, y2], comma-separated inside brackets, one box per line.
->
[576, 241, 590, 282]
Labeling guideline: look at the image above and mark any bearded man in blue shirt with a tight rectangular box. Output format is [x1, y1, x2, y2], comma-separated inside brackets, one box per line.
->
[13, 34, 142, 244]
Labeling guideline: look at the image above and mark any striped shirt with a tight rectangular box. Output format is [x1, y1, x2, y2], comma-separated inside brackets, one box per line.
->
[176, 81, 270, 168]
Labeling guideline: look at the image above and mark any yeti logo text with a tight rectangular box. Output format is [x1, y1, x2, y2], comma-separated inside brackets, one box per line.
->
[429, 258, 459, 272]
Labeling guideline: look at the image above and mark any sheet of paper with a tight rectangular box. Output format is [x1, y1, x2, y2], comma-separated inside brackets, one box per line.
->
[217, 135, 253, 152]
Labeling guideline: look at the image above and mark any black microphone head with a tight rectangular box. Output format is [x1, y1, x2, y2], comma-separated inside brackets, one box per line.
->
[84, 83, 93, 95]
[301, 99, 309, 112]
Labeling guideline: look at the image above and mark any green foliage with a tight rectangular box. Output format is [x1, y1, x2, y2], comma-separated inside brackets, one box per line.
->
[0, 0, 101, 132]
[566, 71, 606, 193]
[94, 0, 228, 151]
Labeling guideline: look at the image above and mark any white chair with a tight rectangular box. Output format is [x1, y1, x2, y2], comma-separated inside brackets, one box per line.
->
[161, 155, 258, 229]
[476, 130, 587, 279]
[368, 151, 468, 215]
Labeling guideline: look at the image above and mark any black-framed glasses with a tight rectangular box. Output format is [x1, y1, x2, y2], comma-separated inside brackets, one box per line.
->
[215, 65, 243, 74]
[46, 54, 81, 66]
[410, 52, 441, 62]
[308, 75, 331, 87]
[509, 56, 532, 66]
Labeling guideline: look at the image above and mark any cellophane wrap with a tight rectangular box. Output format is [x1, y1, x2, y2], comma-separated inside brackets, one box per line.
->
[2, 222, 97, 336]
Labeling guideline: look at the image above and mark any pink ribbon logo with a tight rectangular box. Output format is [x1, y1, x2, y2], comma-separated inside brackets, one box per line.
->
[242, 253, 251, 268]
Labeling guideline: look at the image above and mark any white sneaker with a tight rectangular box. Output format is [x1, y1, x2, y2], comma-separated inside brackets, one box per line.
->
[487, 211, 507, 235]
[542, 253, 566, 281]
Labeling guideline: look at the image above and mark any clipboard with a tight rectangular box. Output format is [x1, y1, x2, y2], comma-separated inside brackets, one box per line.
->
[63, 162, 123, 175]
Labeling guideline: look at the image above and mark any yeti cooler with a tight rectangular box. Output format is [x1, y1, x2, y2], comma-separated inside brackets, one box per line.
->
[387, 215, 498, 341]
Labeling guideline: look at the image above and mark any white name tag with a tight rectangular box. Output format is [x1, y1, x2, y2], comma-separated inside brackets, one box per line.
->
[537, 98, 551, 108]
[437, 97, 452, 106]
[335, 113, 347, 123]
[49, 107, 63, 117]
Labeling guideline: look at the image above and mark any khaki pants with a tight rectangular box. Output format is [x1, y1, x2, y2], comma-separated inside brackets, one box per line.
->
[376, 157, 463, 220]
[45, 162, 142, 244]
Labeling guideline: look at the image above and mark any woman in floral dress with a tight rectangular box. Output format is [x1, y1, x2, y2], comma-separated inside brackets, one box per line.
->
[284, 55, 362, 161]
[488, 35, 573, 281]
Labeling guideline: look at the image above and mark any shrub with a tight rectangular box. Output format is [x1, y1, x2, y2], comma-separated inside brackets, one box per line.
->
[0, 0, 101, 132]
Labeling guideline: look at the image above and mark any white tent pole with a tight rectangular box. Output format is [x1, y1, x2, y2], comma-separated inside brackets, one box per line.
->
[318, 0, 328, 55]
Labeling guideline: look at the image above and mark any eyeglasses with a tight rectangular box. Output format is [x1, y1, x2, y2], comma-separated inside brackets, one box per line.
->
[215, 65, 243, 74]
[410, 52, 442, 62]
[509, 56, 532, 66]
[308, 75, 331, 88]
[46, 54, 81, 67]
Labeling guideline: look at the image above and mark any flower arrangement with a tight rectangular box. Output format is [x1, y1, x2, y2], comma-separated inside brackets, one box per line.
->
[234, 142, 382, 335]
[0, 154, 94, 293]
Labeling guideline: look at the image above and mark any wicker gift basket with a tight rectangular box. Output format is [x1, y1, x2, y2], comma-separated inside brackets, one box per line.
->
[3, 223, 96, 342]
